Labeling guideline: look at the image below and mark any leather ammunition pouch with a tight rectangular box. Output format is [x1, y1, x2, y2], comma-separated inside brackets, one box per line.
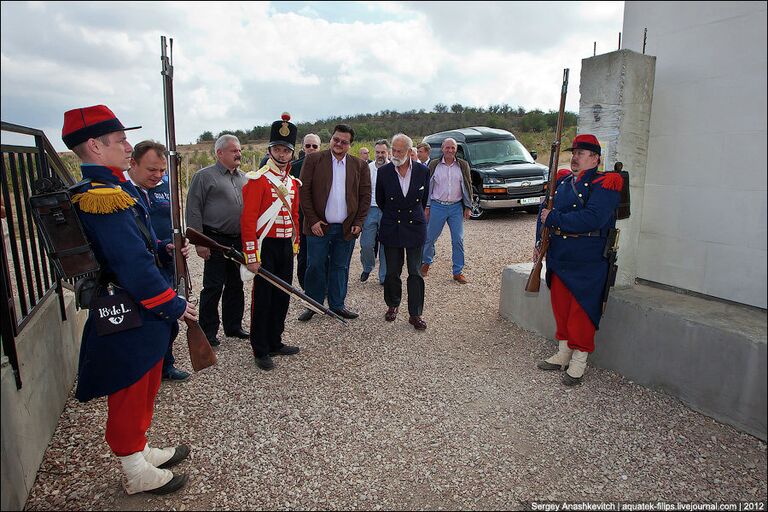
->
[74, 275, 100, 309]
[612, 163, 631, 220]
[29, 176, 100, 279]
[91, 289, 143, 336]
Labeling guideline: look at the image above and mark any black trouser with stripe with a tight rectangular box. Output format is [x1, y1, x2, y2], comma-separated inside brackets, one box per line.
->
[250, 237, 294, 357]
[383, 245, 425, 316]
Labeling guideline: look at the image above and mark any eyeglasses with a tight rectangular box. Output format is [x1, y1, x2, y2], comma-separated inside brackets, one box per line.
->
[331, 137, 351, 146]
[304, 144, 319, 149]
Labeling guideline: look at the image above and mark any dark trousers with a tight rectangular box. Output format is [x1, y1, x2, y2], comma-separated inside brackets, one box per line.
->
[383, 245, 425, 316]
[250, 238, 293, 357]
[296, 209, 307, 290]
[158, 264, 180, 372]
[296, 233, 307, 290]
[199, 230, 244, 340]
[162, 322, 180, 373]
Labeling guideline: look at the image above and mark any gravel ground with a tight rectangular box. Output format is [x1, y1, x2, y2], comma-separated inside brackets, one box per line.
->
[25, 211, 767, 510]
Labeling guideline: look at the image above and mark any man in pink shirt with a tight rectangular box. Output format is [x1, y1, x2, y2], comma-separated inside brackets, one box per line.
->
[421, 138, 474, 284]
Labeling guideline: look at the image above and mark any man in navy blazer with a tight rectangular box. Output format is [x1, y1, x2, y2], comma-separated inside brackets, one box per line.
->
[376, 134, 431, 330]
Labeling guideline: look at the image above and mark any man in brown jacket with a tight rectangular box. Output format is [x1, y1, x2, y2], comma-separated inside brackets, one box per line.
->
[298, 124, 371, 321]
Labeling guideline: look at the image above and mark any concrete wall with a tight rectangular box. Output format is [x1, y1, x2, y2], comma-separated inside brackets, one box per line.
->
[1, 290, 86, 511]
[501, 263, 767, 440]
[578, 49, 656, 288]
[622, 2, 767, 308]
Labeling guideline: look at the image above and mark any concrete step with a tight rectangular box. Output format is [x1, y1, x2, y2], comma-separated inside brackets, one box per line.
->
[501, 262, 767, 440]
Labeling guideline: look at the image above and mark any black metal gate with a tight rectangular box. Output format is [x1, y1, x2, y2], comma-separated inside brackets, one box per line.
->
[1, 121, 78, 389]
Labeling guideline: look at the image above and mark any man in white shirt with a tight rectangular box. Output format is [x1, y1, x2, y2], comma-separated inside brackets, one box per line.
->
[359, 140, 390, 284]
[298, 124, 371, 321]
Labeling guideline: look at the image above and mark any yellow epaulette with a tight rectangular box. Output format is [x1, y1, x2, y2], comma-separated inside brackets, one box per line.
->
[71, 182, 136, 214]
[247, 162, 276, 180]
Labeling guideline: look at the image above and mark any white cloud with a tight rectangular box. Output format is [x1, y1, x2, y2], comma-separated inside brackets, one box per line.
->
[1, 1, 624, 151]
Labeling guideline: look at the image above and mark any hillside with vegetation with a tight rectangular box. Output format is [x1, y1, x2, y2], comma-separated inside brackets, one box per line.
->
[197, 104, 578, 147]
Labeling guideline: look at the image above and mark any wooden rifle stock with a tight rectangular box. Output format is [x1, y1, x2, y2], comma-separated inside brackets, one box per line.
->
[525, 68, 569, 293]
[162, 36, 217, 371]
[185, 228, 348, 325]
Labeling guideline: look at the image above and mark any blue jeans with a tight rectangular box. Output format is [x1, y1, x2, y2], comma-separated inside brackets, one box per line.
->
[305, 224, 355, 310]
[360, 206, 386, 283]
[422, 201, 465, 275]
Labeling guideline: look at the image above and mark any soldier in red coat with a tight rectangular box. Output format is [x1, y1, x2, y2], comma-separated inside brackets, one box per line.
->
[535, 134, 623, 386]
[241, 114, 301, 370]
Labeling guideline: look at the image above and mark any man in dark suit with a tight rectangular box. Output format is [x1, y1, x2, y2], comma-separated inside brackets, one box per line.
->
[298, 124, 371, 321]
[376, 134, 431, 330]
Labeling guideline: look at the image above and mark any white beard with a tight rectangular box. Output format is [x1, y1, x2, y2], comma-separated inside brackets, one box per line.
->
[391, 155, 408, 167]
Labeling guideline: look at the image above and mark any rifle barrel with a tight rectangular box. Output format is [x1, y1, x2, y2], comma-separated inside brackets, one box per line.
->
[525, 68, 569, 293]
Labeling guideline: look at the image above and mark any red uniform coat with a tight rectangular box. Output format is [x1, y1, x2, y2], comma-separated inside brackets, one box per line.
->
[241, 163, 300, 264]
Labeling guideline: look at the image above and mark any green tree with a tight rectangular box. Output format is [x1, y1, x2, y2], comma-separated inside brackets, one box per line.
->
[197, 131, 214, 143]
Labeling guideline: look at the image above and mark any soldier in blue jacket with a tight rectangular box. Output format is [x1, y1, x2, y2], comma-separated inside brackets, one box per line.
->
[62, 105, 195, 495]
[127, 140, 190, 381]
[535, 134, 623, 386]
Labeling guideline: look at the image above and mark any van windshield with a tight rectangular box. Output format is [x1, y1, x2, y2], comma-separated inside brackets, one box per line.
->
[467, 139, 534, 166]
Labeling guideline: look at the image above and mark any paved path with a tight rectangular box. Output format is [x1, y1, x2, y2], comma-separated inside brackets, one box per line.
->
[25, 213, 766, 510]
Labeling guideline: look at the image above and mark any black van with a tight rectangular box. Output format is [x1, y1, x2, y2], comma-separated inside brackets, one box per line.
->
[422, 127, 548, 219]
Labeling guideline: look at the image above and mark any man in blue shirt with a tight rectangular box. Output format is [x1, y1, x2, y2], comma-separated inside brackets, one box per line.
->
[127, 140, 190, 382]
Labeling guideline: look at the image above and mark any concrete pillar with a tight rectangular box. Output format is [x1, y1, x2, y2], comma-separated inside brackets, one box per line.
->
[578, 49, 656, 287]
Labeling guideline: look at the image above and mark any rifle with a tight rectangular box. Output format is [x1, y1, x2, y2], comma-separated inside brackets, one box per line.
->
[185, 227, 348, 325]
[525, 68, 569, 293]
[162, 36, 217, 371]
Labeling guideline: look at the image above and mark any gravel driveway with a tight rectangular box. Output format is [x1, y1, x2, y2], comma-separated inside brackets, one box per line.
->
[25, 212, 767, 510]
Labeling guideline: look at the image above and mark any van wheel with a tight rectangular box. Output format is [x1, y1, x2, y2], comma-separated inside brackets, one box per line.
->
[469, 189, 486, 220]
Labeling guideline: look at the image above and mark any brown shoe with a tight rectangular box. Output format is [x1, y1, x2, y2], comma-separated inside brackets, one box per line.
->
[408, 316, 427, 330]
[420, 263, 430, 276]
[453, 273, 468, 284]
[385, 307, 398, 322]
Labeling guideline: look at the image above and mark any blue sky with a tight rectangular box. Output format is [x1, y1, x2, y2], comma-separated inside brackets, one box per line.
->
[1, 1, 625, 151]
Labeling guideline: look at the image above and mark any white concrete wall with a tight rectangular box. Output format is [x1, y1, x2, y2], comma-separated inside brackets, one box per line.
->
[1, 290, 87, 511]
[622, 1, 767, 308]
[579, 49, 656, 288]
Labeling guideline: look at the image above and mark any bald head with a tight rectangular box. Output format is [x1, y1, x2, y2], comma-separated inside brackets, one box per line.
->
[442, 138, 457, 164]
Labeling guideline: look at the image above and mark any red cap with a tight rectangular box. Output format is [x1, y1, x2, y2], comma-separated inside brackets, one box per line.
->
[62, 105, 141, 150]
[566, 134, 601, 155]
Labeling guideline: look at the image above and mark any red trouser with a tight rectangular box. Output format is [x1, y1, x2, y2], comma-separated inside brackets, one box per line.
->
[550, 273, 596, 353]
[105, 359, 163, 456]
